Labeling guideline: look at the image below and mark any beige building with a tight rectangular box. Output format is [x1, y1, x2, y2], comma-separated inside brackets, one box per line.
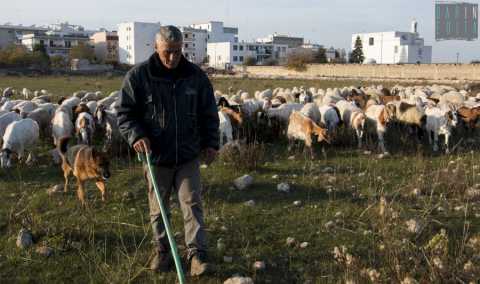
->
[90, 31, 119, 63]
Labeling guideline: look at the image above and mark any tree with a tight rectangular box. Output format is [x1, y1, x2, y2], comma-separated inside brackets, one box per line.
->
[69, 43, 95, 62]
[350, 36, 365, 64]
[313, 48, 327, 63]
[243, 56, 257, 66]
[50, 55, 67, 69]
[32, 43, 50, 69]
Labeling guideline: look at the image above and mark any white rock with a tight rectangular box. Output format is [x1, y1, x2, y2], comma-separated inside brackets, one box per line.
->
[293, 200, 302, 206]
[253, 261, 266, 271]
[334, 211, 343, 218]
[286, 237, 296, 246]
[322, 167, 334, 174]
[217, 239, 226, 252]
[277, 183, 290, 193]
[300, 242, 309, 249]
[233, 175, 254, 190]
[411, 188, 421, 197]
[223, 256, 233, 263]
[324, 221, 335, 230]
[272, 175, 279, 179]
[363, 150, 372, 155]
[244, 200, 256, 207]
[405, 219, 424, 234]
[224, 276, 254, 284]
[200, 164, 208, 169]
[16, 229, 33, 249]
[35, 246, 53, 257]
[287, 155, 296, 160]
[47, 184, 63, 196]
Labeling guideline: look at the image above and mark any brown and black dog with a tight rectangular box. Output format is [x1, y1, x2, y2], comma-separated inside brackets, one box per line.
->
[58, 137, 111, 206]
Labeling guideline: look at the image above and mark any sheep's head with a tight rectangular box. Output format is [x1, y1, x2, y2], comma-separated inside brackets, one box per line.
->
[0, 148, 14, 168]
[385, 104, 397, 121]
[313, 124, 330, 144]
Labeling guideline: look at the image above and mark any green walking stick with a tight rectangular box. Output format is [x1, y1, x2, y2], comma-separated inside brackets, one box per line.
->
[139, 152, 186, 284]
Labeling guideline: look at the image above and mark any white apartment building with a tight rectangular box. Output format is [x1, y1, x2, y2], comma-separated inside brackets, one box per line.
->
[352, 20, 432, 64]
[118, 22, 161, 65]
[180, 26, 208, 65]
[190, 21, 238, 43]
[207, 41, 288, 69]
[257, 33, 304, 48]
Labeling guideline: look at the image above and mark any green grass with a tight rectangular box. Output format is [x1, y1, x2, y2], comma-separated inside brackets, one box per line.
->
[0, 75, 479, 283]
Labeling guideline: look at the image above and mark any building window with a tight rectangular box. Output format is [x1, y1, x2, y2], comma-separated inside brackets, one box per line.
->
[40, 40, 44, 46]
[233, 56, 238, 62]
[185, 43, 189, 48]
[369, 37, 374, 46]
[394, 46, 398, 53]
[185, 52, 189, 57]
[282, 47, 286, 52]
[418, 49, 422, 56]
[65, 41, 71, 48]
[185, 34, 189, 39]
[239, 56, 244, 62]
[233, 45, 238, 51]
[207, 35, 210, 40]
[239, 45, 244, 51]
[218, 55, 222, 60]
[193, 43, 195, 47]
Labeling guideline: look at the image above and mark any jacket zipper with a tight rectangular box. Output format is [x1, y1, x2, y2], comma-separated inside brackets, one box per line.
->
[173, 83, 178, 165]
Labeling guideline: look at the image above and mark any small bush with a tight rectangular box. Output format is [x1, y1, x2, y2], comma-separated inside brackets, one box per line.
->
[286, 51, 312, 72]
[243, 56, 257, 66]
[219, 141, 266, 171]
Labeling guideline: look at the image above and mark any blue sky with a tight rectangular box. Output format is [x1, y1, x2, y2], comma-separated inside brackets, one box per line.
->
[4, 0, 479, 62]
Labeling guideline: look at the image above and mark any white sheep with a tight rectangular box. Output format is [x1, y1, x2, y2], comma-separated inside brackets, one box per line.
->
[300, 103, 321, 124]
[52, 108, 74, 146]
[365, 104, 397, 154]
[0, 112, 21, 144]
[218, 110, 233, 147]
[75, 112, 95, 145]
[336, 100, 366, 148]
[0, 118, 39, 168]
[425, 106, 458, 153]
[319, 105, 341, 134]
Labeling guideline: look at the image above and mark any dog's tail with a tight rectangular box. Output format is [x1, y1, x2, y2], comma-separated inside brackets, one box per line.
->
[57, 136, 70, 158]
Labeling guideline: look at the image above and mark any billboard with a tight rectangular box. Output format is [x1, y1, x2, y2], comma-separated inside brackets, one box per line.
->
[435, 1, 478, 41]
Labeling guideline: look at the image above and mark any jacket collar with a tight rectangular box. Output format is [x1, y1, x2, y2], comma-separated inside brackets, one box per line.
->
[147, 53, 195, 81]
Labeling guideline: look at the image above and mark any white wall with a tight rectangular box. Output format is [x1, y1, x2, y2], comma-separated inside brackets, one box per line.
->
[118, 22, 160, 65]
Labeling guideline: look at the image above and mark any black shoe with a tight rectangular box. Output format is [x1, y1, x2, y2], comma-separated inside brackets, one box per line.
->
[150, 250, 173, 272]
[190, 252, 214, 276]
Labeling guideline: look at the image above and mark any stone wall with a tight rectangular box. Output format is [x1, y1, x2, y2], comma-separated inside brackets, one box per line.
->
[236, 64, 480, 82]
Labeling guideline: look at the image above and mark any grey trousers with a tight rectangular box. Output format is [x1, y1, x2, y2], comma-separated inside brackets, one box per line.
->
[144, 158, 207, 259]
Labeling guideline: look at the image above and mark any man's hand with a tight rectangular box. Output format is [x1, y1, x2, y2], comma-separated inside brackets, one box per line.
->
[203, 147, 217, 165]
[133, 137, 151, 154]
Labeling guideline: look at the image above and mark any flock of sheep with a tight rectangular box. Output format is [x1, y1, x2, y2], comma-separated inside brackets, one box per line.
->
[216, 83, 480, 157]
[0, 82, 480, 169]
[0, 87, 120, 168]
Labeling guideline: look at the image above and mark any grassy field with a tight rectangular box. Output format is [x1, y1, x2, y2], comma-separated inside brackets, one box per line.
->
[0, 75, 479, 283]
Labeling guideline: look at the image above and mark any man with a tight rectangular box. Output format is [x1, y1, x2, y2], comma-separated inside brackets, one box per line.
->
[117, 25, 219, 276]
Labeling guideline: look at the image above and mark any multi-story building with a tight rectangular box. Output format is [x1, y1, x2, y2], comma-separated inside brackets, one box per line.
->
[352, 20, 432, 64]
[257, 33, 304, 48]
[207, 41, 288, 69]
[90, 31, 119, 63]
[21, 31, 91, 57]
[118, 22, 161, 65]
[179, 26, 208, 65]
[0, 24, 48, 49]
[190, 21, 238, 43]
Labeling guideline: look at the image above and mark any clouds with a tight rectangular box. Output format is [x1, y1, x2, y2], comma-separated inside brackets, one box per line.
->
[3, 0, 479, 62]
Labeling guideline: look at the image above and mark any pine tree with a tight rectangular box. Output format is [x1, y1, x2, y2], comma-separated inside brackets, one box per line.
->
[350, 36, 365, 64]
